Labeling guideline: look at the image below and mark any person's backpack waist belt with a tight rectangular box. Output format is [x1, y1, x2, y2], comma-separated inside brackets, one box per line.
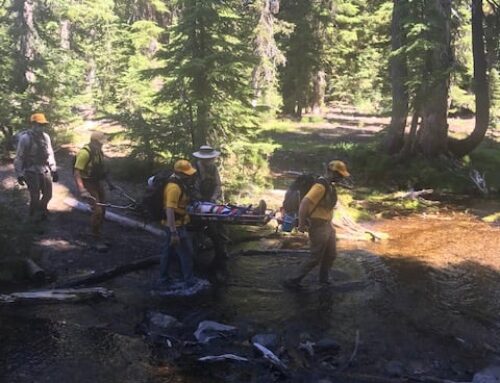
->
[309, 218, 331, 227]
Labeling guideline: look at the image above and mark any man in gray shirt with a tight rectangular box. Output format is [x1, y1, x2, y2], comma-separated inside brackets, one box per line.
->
[192, 145, 228, 282]
[14, 113, 58, 221]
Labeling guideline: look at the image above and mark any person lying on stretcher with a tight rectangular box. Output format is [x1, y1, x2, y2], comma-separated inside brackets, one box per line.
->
[187, 200, 268, 216]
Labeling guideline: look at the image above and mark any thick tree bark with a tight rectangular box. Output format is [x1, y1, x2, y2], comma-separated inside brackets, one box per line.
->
[384, 0, 409, 154]
[311, 70, 326, 114]
[417, 0, 452, 156]
[399, 109, 420, 158]
[13, 0, 37, 92]
[448, 0, 490, 157]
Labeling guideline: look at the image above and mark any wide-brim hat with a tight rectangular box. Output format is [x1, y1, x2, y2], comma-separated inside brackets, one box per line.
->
[193, 145, 221, 159]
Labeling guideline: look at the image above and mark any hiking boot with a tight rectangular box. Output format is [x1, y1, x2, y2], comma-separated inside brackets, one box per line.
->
[282, 278, 302, 290]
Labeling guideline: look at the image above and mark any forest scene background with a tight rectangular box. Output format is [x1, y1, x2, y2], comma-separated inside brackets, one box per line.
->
[0, 0, 499, 194]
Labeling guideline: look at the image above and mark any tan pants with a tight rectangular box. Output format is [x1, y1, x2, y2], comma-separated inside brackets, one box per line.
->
[83, 179, 105, 237]
[294, 219, 337, 283]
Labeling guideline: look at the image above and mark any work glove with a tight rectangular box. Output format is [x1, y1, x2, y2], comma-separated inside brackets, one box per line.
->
[51, 171, 59, 183]
[17, 176, 26, 186]
[79, 189, 94, 202]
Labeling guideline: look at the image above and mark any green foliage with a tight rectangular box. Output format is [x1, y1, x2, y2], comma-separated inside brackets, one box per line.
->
[154, 0, 257, 153]
[327, 0, 392, 111]
[469, 140, 500, 190]
[0, 0, 495, 191]
[449, 84, 475, 115]
[221, 138, 276, 197]
[277, 0, 336, 116]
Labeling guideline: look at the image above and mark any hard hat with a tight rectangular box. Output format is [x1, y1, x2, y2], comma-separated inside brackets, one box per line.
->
[90, 131, 107, 144]
[174, 159, 197, 176]
[328, 160, 350, 177]
[30, 113, 48, 124]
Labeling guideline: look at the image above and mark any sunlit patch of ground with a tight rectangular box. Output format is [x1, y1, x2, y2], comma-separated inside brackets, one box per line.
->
[355, 212, 500, 271]
[35, 238, 80, 251]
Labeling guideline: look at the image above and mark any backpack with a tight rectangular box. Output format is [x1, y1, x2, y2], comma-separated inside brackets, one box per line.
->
[142, 170, 185, 221]
[72, 146, 106, 180]
[282, 174, 337, 215]
[19, 131, 49, 168]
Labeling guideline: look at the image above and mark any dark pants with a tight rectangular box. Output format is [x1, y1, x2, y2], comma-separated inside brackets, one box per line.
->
[25, 171, 52, 218]
[294, 219, 337, 283]
[159, 226, 194, 283]
[206, 221, 228, 271]
[83, 179, 106, 237]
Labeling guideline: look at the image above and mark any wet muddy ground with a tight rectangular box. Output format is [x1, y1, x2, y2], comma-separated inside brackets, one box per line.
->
[1, 112, 499, 382]
[1, 204, 499, 382]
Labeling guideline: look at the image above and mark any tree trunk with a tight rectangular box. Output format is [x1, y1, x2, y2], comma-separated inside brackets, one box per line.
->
[399, 109, 420, 159]
[195, 100, 209, 147]
[251, 0, 284, 108]
[60, 19, 71, 50]
[384, 0, 409, 154]
[311, 70, 326, 114]
[282, 89, 296, 116]
[417, 0, 452, 157]
[448, 0, 490, 157]
[14, 0, 37, 92]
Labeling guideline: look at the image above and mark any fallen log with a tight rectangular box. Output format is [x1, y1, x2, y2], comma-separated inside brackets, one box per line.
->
[407, 376, 471, 383]
[57, 236, 277, 288]
[0, 287, 113, 304]
[56, 255, 159, 288]
[319, 371, 469, 383]
[198, 354, 249, 363]
[334, 202, 388, 241]
[24, 258, 46, 283]
[235, 249, 310, 256]
[64, 197, 165, 237]
[326, 372, 406, 383]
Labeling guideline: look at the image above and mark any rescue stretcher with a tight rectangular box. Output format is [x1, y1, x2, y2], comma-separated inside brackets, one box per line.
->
[187, 201, 275, 226]
[92, 186, 275, 226]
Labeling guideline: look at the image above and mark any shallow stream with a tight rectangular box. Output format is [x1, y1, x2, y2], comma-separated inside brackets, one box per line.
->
[1, 207, 499, 382]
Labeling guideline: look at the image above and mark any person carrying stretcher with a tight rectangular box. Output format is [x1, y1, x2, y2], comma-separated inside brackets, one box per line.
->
[191, 145, 229, 282]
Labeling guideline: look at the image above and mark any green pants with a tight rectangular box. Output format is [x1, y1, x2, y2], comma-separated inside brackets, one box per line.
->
[294, 219, 337, 283]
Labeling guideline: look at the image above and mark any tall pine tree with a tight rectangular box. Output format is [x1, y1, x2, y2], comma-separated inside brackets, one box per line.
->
[154, 0, 255, 153]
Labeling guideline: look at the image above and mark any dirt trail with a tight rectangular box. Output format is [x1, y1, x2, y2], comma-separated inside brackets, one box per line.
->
[0, 150, 161, 283]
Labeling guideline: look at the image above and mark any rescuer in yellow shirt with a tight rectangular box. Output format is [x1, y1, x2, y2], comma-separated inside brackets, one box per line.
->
[157, 159, 197, 288]
[283, 160, 351, 288]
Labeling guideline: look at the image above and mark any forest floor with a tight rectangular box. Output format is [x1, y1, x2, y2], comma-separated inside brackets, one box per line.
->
[0, 107, 499, 383]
